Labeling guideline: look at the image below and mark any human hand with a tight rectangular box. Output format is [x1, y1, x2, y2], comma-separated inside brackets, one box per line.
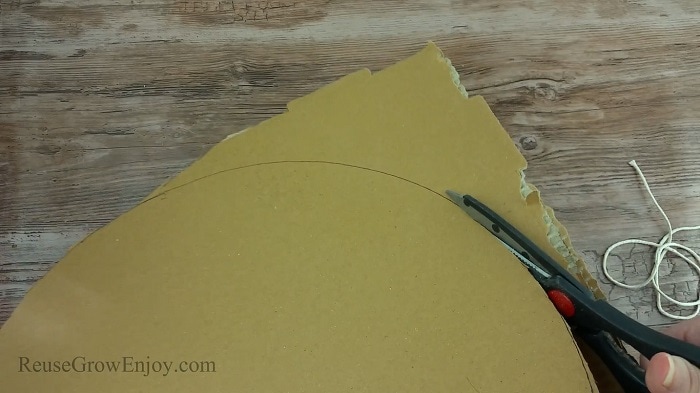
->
[643, 318, 700, 393]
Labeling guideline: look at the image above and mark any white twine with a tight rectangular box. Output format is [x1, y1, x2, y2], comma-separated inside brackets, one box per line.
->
[602, 160, 700, 320]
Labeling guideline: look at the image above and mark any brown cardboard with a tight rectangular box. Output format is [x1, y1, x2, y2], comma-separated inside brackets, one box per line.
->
[0, 43, 600, 392]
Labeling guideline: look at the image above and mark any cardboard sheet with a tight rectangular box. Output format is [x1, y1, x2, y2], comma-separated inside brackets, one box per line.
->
[1, 43, 601, 392]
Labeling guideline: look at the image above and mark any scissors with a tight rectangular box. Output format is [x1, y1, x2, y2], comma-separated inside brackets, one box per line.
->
[446, 190, 700, 393]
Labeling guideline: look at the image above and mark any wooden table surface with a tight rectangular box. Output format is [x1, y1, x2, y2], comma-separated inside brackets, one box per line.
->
[2, 1, 700, 331]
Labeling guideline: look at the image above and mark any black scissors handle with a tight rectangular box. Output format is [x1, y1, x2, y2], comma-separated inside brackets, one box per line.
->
[549, 274, 700, 367]
[548, 274, 700, 392]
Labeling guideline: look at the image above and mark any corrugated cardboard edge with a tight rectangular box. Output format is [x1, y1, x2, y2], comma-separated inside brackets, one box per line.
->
[440, 43, 604, 300]
[520, 175, 605, 299]
[435, 46, 602, 298]
[520, 175, 622, 387]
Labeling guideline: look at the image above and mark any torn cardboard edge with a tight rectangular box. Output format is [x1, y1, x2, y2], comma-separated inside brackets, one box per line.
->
[520, 172, 605, 299]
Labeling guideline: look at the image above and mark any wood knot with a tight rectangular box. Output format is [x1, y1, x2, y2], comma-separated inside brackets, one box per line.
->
[519, 135, 538, 151]
[533, 84, 557, 101]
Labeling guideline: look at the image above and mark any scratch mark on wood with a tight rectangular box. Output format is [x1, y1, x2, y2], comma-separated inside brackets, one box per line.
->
[0, 50, 55, 61]
[68, 49, 87, 58]
[84, 128, 136, 136]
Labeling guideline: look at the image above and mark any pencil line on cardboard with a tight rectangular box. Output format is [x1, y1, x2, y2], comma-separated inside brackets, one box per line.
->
[142, 160, 453, 205]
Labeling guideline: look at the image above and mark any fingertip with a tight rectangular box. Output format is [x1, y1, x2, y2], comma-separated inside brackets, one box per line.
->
[646, 353, 674, 393]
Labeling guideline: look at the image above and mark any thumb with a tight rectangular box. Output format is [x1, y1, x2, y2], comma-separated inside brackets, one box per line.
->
[646, 353, 700, 393]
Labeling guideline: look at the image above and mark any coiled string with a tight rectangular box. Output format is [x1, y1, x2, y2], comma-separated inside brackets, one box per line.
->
[602, 160, 700, 320]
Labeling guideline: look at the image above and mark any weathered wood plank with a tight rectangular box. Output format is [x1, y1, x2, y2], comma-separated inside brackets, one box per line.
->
[3, 0, 700, 330]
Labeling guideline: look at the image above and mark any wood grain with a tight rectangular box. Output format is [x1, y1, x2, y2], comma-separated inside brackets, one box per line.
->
[2, 0, 700, 332]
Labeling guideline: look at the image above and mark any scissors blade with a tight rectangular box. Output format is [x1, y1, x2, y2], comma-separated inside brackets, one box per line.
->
[445, 190, 552, 280]
[446, 190, 595, 295]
